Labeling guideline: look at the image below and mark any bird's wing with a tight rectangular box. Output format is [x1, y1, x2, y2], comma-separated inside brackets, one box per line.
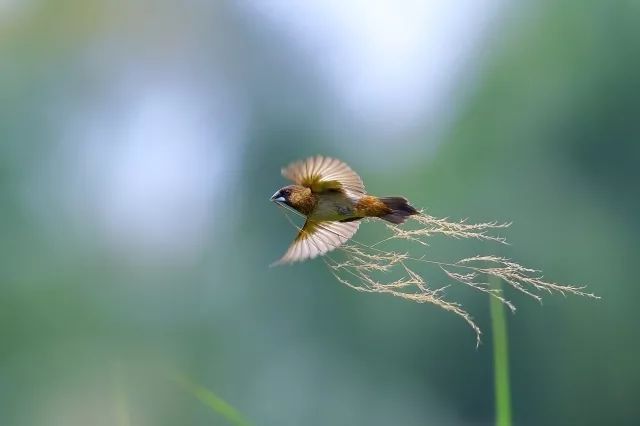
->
[282, 155, 365, 195]
[274, 220, 360, 265]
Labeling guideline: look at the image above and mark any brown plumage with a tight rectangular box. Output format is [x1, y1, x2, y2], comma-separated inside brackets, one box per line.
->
[271, 155, 418, 265]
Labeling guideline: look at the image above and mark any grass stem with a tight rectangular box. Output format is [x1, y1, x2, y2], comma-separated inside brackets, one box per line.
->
[490, 277, 513, 426]
[172, 373, 252, 426]
[112, 362, 131, 426]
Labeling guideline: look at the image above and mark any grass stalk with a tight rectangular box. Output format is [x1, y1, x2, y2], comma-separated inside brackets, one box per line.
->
[490, 277, 513, 426]
[112, 362, 131, 426]
[172, 373, 252, 426]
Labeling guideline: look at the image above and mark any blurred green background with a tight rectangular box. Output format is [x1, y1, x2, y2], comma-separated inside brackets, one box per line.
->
[2, 1, 639, 425]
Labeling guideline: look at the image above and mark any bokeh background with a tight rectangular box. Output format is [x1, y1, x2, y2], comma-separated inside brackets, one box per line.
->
[2, 1, 639, 425]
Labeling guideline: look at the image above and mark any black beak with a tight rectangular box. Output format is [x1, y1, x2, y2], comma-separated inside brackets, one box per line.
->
[271, 190, 286, 203]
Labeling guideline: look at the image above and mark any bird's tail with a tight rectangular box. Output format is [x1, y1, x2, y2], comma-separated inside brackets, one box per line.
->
[378, 197, 419, 224]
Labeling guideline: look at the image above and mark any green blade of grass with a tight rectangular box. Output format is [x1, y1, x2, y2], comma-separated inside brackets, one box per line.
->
[490, 277, 513, 426]
[172, 373, 252, 426]
[112, 362, 131, 426]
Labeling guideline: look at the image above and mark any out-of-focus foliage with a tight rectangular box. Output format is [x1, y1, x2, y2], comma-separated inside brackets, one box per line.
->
[1, 0, 638, 425]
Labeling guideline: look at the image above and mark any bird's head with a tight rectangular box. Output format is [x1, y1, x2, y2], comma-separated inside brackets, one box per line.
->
[270, 185, 313, 214]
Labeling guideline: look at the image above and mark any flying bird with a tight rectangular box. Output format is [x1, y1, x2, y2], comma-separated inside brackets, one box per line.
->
[271, 155, 418, 265]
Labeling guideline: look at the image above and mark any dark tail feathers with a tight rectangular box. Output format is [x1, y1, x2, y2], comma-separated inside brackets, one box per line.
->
[379, 197, 418, 224]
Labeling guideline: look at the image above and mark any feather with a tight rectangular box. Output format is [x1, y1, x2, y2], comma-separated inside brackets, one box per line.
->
[273, 220, 359, 265]
[281, 155, 365, 196]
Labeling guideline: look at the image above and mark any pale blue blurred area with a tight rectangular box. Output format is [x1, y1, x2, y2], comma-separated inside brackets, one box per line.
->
[1, 1, 639, 425]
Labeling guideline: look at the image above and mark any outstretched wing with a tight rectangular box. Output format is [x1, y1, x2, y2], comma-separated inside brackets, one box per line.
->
[282, 155, 365, 195]
[273, 220, 360, 265]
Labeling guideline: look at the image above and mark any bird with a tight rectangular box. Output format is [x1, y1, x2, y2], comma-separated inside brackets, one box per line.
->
[271, 155, 418, 265]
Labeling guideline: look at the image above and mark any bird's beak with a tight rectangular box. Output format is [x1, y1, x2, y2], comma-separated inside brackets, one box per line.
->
[270, 191, 286, 203]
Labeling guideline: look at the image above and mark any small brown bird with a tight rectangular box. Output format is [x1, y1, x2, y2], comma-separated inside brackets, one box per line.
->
[271, 155, 418, 265]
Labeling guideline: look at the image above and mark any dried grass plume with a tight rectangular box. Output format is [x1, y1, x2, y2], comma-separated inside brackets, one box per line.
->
[318, 212, 599, 346]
